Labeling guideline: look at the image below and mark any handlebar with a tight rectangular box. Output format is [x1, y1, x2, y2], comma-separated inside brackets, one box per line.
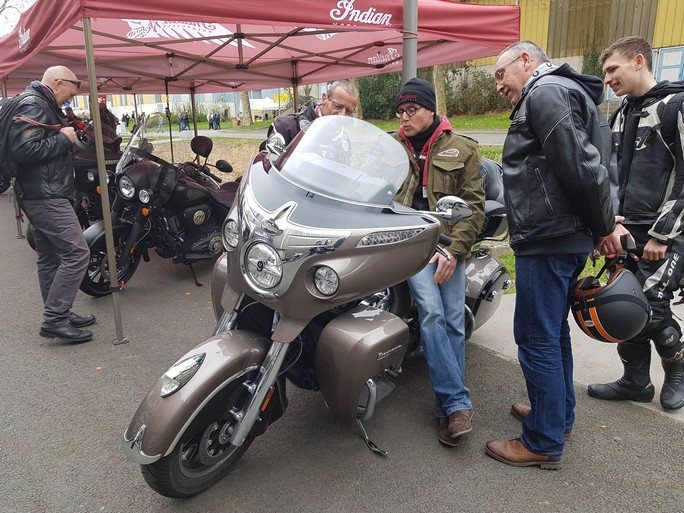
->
[438, 234, 453, 247]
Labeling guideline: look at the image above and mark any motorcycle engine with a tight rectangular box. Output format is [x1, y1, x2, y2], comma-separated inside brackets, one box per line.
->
[182, 225, 223, 256]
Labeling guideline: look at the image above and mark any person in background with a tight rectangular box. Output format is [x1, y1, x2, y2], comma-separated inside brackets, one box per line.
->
[392, 78, 485, 447]
[64, 106, 84, 131]
[485, 41, 616, 469]
[588, 36, 684, 411]
[259, 79, 359, 155]
[9, 65, 95, 343]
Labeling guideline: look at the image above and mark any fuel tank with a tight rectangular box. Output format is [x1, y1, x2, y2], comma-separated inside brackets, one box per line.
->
[171, 177, 212, 207]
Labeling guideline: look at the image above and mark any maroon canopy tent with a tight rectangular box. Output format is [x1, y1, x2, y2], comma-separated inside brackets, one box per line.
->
[0, 0, 519, 94]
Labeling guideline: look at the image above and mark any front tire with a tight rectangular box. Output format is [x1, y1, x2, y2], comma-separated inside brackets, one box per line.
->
[140, 370, 257, 498]
[80, 228, 141, 297]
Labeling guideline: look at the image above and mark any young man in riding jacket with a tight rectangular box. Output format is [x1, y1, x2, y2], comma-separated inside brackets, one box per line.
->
[589, 36, 684, 411]
[259, 80, 359, 156]
[392, 78, 485, 447]
[9, 66, 95, 343]
[486, 42, 616, 468]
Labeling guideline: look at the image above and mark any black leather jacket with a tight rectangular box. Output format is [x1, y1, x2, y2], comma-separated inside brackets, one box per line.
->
[259, 102, 320, 153]
[10, 81, 74, 200]
[502, 63, 615, 253]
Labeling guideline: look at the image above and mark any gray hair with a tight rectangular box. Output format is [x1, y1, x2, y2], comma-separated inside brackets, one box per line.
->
[500, 41, 550, 64]
[327, 79, 359, 99]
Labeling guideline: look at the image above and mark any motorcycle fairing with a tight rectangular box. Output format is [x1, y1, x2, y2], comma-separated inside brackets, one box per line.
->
[315, 304, 409, 421]
[122, 331, 269, 464]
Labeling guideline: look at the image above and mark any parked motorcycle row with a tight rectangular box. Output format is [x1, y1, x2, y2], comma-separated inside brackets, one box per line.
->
[120, 116, 511, 498]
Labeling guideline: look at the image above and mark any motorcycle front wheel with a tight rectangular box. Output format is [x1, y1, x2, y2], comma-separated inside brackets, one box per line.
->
[140, 370, 257, 498]
[80, 229, 141, 297]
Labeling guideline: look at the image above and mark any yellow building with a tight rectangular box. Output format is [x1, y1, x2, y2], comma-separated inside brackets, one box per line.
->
[467, 0, 684, 82]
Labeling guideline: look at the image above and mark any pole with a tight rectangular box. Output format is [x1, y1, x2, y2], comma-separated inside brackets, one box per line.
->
[402, 0, 418, 84]
[164, 78, 174, 162]
[83, 17, 128, 344]
[190, 85, 198, 137]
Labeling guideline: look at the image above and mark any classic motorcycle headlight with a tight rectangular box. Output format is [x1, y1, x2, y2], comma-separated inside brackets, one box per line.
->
[138, 189, 151, 204]
[314, 266, 339, 296]
[246, 242, 282, 289]
[86, 171, 96, 183]
[160, 353, 205, 397]
[223, 219, 239, 250]
[118, 175, 135, 199]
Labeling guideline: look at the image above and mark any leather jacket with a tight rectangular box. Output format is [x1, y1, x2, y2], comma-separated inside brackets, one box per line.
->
[502, 63, 615, 252]
[259, 102, 321, 153]
[610, 81, 684, 242]
[10, 81, 74, 200]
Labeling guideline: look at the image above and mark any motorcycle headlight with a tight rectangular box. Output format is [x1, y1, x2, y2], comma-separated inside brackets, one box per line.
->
[118, 175, 135, 199]
[246, 242, 282, 289]
[223, 219, 239, 250]
[160, 353, 205, 397]
[314, 266, 339, 296]
[86, 171, 96, 182]
[138, 189, 151, 204]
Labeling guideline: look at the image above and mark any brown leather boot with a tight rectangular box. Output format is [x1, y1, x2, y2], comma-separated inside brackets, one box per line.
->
[485, 438, 562, 469]
[437, 417, 462, 447]
[510, 403, 572, 439]
[447, 409, 473, 438]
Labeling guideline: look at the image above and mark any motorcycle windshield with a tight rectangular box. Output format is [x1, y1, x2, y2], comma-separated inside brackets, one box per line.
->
[274, 116, 409, 207]
[116, 113, 163, 174]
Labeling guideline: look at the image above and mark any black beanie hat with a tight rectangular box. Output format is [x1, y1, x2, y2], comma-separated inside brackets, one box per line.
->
[396, 77, 436, 113]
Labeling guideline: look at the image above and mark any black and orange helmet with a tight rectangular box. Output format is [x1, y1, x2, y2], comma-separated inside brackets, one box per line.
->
[571, 268, 650, 343]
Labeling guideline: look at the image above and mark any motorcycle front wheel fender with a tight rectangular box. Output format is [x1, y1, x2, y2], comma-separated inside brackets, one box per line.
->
[82, 218, 131, 247]
[122, 330, 269, 465]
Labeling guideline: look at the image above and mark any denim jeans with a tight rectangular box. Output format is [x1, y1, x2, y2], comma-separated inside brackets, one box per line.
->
[408, 259, 471, 417]
[514, 253, 587, 457]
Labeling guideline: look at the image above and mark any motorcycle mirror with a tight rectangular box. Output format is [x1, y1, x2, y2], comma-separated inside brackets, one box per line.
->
[431, 195, 473, 222]
[265, 133, 286, 163]
[216, 160, 233, 173]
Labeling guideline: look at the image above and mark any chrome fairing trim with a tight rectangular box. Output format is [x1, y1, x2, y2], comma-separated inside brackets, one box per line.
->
[121, 425, 160, 465]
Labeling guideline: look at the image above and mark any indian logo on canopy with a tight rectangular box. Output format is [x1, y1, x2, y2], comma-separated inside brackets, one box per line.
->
[122, 20, 255, 48]
[329, 0, 393, 26]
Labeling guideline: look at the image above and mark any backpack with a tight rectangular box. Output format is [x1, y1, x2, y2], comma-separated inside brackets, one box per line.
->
[660, 91, 684, 153]
[0, 92, 33, 185]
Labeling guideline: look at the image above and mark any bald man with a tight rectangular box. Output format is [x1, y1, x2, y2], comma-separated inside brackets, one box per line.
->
[9, 66, 95, 343]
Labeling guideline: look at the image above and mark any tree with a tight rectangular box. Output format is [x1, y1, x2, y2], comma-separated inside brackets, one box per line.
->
[240, 91, 252, 127]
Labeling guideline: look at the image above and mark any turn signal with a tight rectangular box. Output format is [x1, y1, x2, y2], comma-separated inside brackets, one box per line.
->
[96, 185, 101, 194]
[142, 208, 150, 216]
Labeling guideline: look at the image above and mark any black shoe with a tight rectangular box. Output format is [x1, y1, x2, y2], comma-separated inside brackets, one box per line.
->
[39, 324, 93, 343]
[68, 312, 96, 328]
[587, 380, 655, 402]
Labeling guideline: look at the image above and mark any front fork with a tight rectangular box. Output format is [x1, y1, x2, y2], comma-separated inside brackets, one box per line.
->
[213, 294, 288, 448]
[230, 341, 288, 447]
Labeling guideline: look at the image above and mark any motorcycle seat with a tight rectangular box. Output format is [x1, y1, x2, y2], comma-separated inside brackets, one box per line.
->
[209, 182, 239, 207]
[481, 158, 504, 204]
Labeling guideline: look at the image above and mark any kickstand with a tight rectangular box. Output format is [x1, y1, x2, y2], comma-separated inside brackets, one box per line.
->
[187, 263, 203, 286]
[356, 418, 388, 456]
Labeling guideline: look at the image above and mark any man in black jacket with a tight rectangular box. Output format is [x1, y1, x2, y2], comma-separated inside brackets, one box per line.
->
[10, 66, 95, 343]
[485, 41, 616, 469]
[589, 36, 684, 411]
[259, 80, 359, 155]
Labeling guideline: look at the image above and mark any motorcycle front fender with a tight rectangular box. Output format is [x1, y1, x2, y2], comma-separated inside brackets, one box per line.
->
[122, 330, 270, 465]
[82, 218, 131, 247]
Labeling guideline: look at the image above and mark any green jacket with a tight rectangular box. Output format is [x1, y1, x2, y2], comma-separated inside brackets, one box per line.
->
[392, 117, 485, 259]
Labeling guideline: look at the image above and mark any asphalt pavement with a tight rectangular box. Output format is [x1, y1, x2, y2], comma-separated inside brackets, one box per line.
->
[1, 187, 683, 513]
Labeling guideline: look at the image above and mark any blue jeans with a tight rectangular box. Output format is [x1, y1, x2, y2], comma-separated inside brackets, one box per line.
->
[408, 259, 471, 417]
[514, 253, 587, 457]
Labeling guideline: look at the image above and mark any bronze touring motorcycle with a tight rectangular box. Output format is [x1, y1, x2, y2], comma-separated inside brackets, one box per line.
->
[123, 115, 509, 498]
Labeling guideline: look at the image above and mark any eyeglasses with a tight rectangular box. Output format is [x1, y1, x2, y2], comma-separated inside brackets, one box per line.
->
[57, 78, 82, 89]
[327, 98, 356, 116]
[395, 106, 423, 118]
[494, 56, 521, 82]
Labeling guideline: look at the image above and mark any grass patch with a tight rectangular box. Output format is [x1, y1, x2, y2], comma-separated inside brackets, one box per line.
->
[367, 112, 510, 132]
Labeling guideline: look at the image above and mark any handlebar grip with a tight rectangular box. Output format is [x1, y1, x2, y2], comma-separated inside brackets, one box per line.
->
[439, 234, 453, 247]
[208, 171, 223, 183]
